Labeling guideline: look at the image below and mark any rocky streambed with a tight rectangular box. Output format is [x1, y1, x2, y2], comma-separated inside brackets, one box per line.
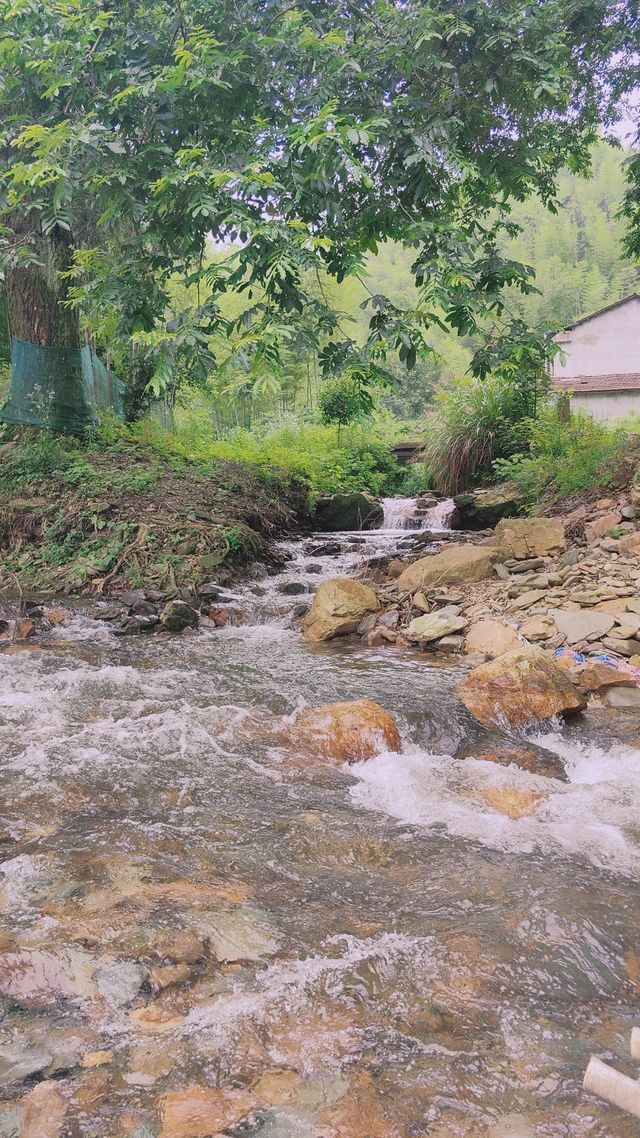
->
[0, 493, 640, 1136]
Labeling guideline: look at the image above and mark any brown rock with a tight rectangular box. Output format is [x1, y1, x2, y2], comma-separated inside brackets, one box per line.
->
[465, 619, 520, 658]
[387, 558, 407, 578]
[519, 616, 555, 642]
[160, 1085, 253, 1138]
[396, 545, 499, 591]
[464, 742, 566, 781]
[472, 783, 547, 820]
[617, 532, 640, 554]
[20, 1081, 66, 1138]
[44, 606, 69, 626]
[301, 579, 379, 642]
[291, 699, 400, 763]
[579, 663, 636, 692]
[495, 516, 566, 559]
[586, 511, 622, 540]
[456, 646, 587, 729]
[207, 606, 245, 627]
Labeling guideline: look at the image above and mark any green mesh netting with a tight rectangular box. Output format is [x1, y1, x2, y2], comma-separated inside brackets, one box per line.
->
[0, 338, 125, 435]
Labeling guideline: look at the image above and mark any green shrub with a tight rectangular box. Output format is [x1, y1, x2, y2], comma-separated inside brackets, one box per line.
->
[493, 403, 623, 504]
[422, 375, 531, 494]
[132, 414, 405, 496]
[398, 462, 435, 496]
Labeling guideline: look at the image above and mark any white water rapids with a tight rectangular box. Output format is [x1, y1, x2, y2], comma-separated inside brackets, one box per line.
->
[0, 498, 639, 1136]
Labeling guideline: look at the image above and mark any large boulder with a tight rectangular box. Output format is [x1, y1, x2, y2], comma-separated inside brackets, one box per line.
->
[301, 578, 379, 641]
[313, 492, 383, 532]
[396, 545, 499, 592]
[451, 483, 523, 531]
[456, 645, 587, 729]
[495, 516, 566, 560]
[292, 699, 400, 762]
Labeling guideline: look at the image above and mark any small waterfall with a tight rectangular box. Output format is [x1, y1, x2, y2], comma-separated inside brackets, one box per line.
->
[382, 496, 454, 532]
[381, 497, 423, 530]
[425, 498, 454, 532]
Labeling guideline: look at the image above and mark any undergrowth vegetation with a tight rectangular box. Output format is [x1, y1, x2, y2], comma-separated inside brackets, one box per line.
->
[494, 406, 627, 504]
[133, 413, 413, 497]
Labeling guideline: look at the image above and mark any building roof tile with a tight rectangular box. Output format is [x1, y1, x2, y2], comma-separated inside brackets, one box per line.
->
[553, 373, 640, 393]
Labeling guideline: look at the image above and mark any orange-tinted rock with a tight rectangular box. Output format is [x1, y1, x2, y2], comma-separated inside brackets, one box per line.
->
[44, 606, 69, 626]
[456, 646, 587, 729]
[292, 699, 401, 763]
[159, 1085, 254, 1138]
[207, 606, 245, 627]
[579, 662, 636, 693]
[20, 1080, 66, 1138]
[465, 619, 520, 658]
[465, 742, 566, 781]
[471, 783, 547, 820]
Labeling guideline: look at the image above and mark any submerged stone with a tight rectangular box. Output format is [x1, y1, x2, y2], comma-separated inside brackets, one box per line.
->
[292, 699, 401, 762]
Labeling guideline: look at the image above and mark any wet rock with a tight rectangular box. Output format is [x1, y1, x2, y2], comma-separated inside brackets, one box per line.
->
[207, 606, 245, 627]
[0, 1039, 52, 1085]
[19, 1081, 66, 1138]
[276, 581, 308, 595]
[113, 615, 158, 636]
[472, 782, 548, 820]
[93, 960, 148, 1006]
[159, 1085, 254, 1138]
[292, 699, 401, 762]
[291, 602, 310, 619]
[550, 610, 615, 645]
[197, 582, 222, 600]
[130, 599, 159, 617]
[80, 1049, 114, 1068]
[305, 541, 343, 557]
[495, 516, 566, 559]
[43, 606, 69, 627]
[160, 600, 199, 632]
[406, 612, 467, 642]
[195, 907, 280, 962]
[313, 492, 383, 532]
[465, 619, 520, 658]
[301, 578, 379, 642]
[462, 742, 566, 781]
[451, 483, 523, 530]
[90, 604, 124, 622]
[305, 563, 323, 573]
[120, 589, 146, 606]
[387, 558, 407, 578]
[456, 646, 587, 729]
[397, 545, 499, 591]
[0, 951, 96, 1008]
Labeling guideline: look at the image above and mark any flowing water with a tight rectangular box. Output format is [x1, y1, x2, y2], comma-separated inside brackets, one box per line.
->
[0, 502, 639, 1136]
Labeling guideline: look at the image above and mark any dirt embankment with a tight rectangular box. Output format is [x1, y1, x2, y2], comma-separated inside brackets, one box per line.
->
[0, 434, 309, 597]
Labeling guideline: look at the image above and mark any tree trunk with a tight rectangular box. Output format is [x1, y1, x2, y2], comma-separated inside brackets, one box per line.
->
[0, 223, 94, 433]
[5, 225, 80, 347]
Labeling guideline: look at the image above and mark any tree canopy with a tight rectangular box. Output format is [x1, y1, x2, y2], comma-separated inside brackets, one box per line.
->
[0, 0, 638, 416]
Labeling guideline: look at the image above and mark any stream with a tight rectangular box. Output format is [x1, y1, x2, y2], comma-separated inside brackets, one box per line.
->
[0, 497, 639, 1136]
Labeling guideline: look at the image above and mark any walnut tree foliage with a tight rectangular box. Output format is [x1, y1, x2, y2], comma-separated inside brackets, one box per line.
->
[0, 0, 637, 406]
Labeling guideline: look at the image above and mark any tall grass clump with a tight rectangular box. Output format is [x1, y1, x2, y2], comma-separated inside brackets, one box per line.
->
[494, 404, 624, 504]
[422, 376, 530, 494]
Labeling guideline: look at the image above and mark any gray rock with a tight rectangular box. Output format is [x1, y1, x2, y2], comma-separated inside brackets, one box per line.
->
[160, 599, 199, 632]
[551, 610, 615, 645]
[406, 612, 467, 642]
[93, 961, 148, 1007]
[602, 636, 640, 657]
[506, 558, 545, 574]
[602, 686, 640, 708]
[198, 582, 222, 599]
[276, 581, 308, 595]
[0, 1039, 52, 1086]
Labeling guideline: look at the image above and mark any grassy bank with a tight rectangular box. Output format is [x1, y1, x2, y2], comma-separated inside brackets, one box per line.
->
[0, 428, 308, 596]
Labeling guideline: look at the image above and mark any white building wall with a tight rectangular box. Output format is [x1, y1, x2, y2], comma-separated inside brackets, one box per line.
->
[570, 390, 640, 422]
[553, 297, 640, 378]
